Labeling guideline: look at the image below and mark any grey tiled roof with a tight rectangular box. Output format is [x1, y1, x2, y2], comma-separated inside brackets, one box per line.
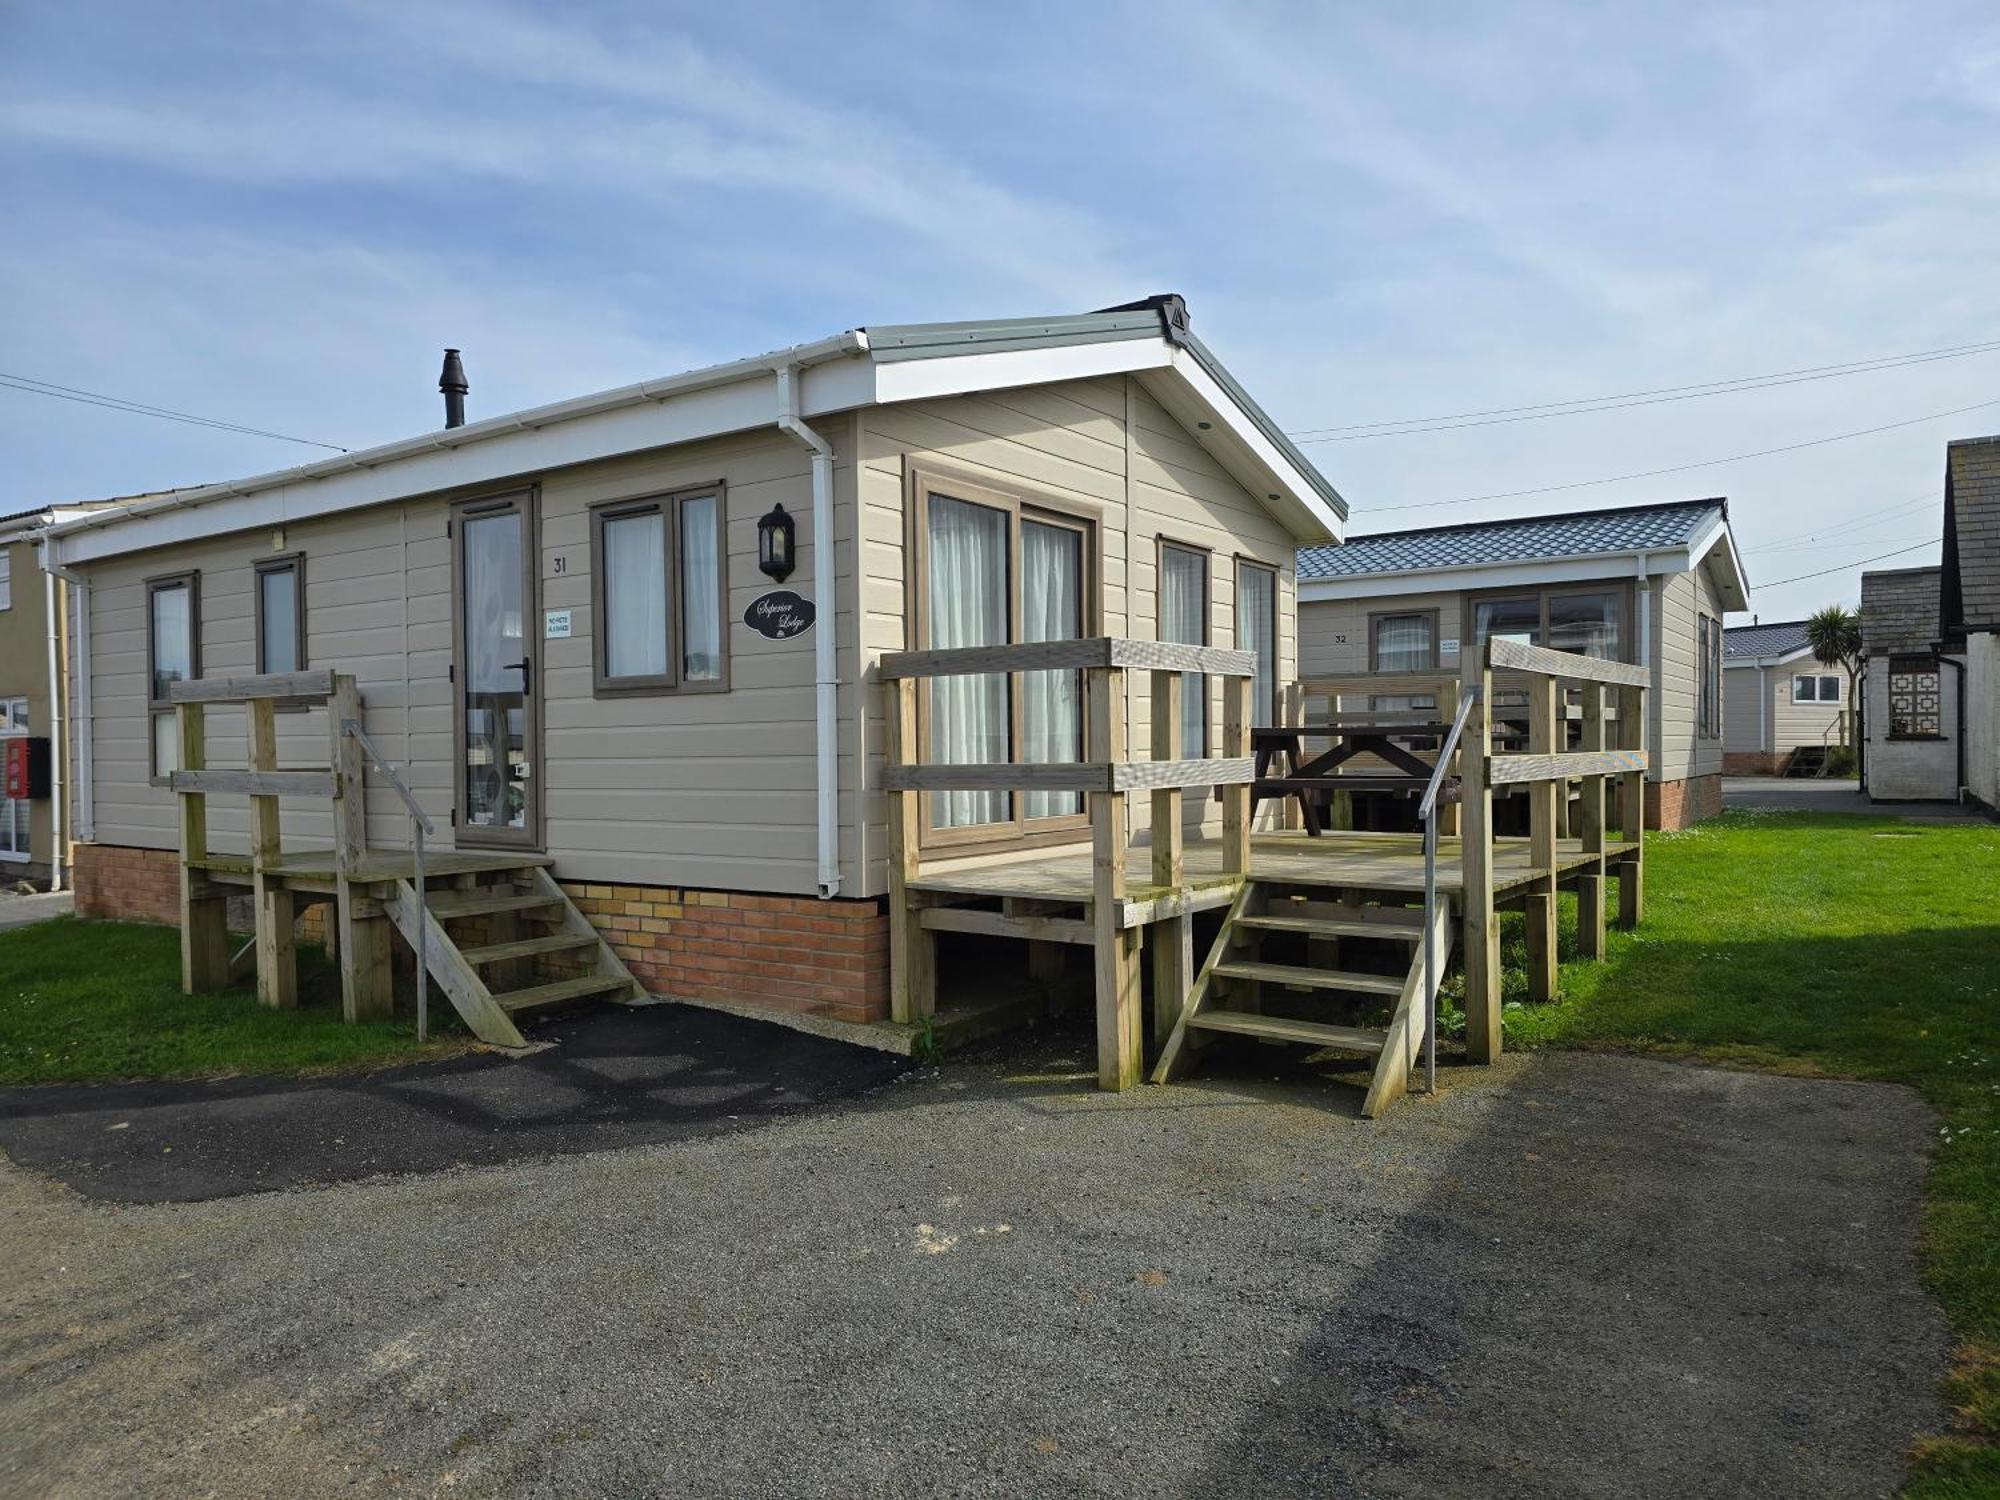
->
[1298, 498, 1725, 581]
[1860, 567, 1943, 655]
[1724, 620, 1811, 660]
[1944, 437, 2000, 630]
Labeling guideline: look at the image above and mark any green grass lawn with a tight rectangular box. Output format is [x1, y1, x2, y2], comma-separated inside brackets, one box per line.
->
[0, 916, 467, 1085]
[1481, 809, 1999, 1496]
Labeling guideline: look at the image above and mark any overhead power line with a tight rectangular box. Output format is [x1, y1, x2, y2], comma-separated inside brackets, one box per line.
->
[1359, 395, 2000, 516]
[1756, 537, 1940, 588]
[1288, 336, 2000, 442]
[1742, 493, 1937, 554]
[0, 371, 348, 452]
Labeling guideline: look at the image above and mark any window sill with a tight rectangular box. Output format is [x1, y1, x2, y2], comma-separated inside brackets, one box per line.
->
[0, 850, 31, 864]
[1887, 735, 1946, 743]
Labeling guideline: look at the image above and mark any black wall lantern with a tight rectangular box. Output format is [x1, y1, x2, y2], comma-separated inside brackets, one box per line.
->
[757, 502, 796, 582]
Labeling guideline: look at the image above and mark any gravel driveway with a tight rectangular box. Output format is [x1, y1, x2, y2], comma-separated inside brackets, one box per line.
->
[0, 1039, 1949, 1498]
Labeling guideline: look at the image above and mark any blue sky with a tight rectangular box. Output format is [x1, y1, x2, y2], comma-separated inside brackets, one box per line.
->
[5, 1, 1999, 618]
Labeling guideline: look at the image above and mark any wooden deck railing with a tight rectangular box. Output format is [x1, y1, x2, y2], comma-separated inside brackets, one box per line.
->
[878, 636, 1257, 1088]
[167, 668, 384, 1019]
[1459, 637, 1649, 1063]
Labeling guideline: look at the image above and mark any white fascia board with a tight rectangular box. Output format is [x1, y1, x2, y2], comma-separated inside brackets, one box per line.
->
[1144, 350, 1344, 544]
[1688, 512, 1749, 608]
[869, 336, 1171, 405]
[1297, 546, 1697, 603]
[52, 348, 873, 567]
[1727, 644, 1819, 670]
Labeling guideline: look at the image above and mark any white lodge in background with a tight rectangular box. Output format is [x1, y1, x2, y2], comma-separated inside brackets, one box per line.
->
[1722, 620, 1854, 776]
[39, 296, 1344, 1026]
[1294, 500, 1748, 830]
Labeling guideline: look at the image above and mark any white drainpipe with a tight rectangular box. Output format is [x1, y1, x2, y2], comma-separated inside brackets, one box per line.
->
[774, 364, 841, 899]
[41, 538, 93, 846]
[43, 561, 63, 891]
[1634, 551, 1653, 769]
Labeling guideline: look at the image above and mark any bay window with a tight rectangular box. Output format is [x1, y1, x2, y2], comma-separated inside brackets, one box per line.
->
[591, 486, 727, 695]
[913, 469, 1093, 844]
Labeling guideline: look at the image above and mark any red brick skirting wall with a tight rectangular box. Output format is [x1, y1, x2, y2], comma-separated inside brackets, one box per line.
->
[1722, 751, 1785, 776]
[561, 883, 888, 1025]
[1645, 774, 1723, 830]
[72, 843, 181, 925]
[72, 846, 891, 1026]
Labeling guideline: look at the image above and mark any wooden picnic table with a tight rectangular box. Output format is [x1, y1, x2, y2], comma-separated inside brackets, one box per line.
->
[1250, 720, 1525, 835]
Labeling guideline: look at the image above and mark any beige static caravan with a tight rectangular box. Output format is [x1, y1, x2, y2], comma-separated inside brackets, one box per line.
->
[1721, 620, 1853, 777]
[1295, 499, 1748, 829]
[39, 295, 1345, 1030]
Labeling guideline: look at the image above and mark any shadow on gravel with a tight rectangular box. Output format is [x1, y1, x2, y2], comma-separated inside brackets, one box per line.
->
[0, 1005, 906, 1203]
[1179, 1049, 1952, 1500]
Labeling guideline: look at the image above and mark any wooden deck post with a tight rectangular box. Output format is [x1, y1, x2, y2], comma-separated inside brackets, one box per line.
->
[886, 675, 935, 1025]
[1617, 682, 1647, 928]
[1524, 673, 1559, 1003]
[1148, 669, 1190, 1053]
[1461, 645, 1500, 1064]
[246, 697, 297, 1009]
[1089, 664, 1141, 1090]
[1576, 684, 1607, 960]
[328, 675, 391, 1021]
[1221, 673, 1251, 876]
[175, 702, 230, 992]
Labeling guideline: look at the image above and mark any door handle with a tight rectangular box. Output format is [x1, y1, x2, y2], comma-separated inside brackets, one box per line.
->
[505, 657, 533, 694]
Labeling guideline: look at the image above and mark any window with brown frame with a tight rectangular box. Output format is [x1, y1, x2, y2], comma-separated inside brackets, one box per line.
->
[1697, 613, 1722, 738]
[1887, 654, 1942, 739]
[590, 485, 727, 696]
[255, 553, 305, 676]
[147, 571, 199, 780]
[910, 466, 1096, 850]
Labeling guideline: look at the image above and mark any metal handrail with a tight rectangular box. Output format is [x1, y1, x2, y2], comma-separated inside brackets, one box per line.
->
[1418, 686, 1480, 1095]
[341, 719, 436, 1041]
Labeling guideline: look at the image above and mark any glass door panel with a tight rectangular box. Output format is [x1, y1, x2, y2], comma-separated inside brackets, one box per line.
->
[456, 496, 538, 843]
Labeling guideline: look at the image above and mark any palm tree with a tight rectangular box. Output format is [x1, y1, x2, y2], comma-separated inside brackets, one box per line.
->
[1804, 604, 1863, 758]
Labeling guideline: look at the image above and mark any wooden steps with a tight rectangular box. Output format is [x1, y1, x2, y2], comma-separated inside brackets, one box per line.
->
[1188, 1012, 1387, 1052]
[379, 864, 644, 1048]
[1153, 874, 1456, 1119]
[459, 933, 600, 966]
[1210, 959, 1405, 996]
[1234, 912, 1422, 942]
[495, 974, 634, 1014]
[422, 888, 564, 921]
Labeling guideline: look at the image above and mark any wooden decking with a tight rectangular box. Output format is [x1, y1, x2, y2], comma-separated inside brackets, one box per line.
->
[188, 846, 550, 892]
[910, 829, 1640, 927]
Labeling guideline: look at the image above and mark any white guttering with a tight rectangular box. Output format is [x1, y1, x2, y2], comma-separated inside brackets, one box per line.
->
[43, 563, 62, 891]
[774, 362, 847, 900]
[45, 332, 872, 562]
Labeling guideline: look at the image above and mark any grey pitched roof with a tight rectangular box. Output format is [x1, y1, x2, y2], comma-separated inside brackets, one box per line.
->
[1943, 436, 2000, 630]
[1860, 567, 1943, 655]
[1297, 498, 1725, 581]
[1724, 620, 1812, 660]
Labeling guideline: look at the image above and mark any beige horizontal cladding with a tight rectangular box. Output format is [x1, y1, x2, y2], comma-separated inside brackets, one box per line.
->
[169, 768, 338, 799]
[881, 756, 1254, 793]
[1487, 749, 1651, 787]
[167, 669, 337, 705]
[877, 635, 1257, 680]
[1485, 637, 1651, 687]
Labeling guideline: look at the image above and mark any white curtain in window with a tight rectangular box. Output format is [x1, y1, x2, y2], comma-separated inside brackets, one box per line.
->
[680, 495, 720, 681]
[1237, 566, 1276, 726]
[928, 496, 1010, 828]
[605, 511, 668, 678]
[1549, 593, 1619, 659]
[1021, 521, 1082, 818]
[151, 585, 190, 700]
[1375, 613, 1431, 672]
[1160, 547, 1207, 754]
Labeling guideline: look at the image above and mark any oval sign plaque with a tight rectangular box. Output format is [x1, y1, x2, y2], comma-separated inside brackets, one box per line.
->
[744, 589, 815, 640]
